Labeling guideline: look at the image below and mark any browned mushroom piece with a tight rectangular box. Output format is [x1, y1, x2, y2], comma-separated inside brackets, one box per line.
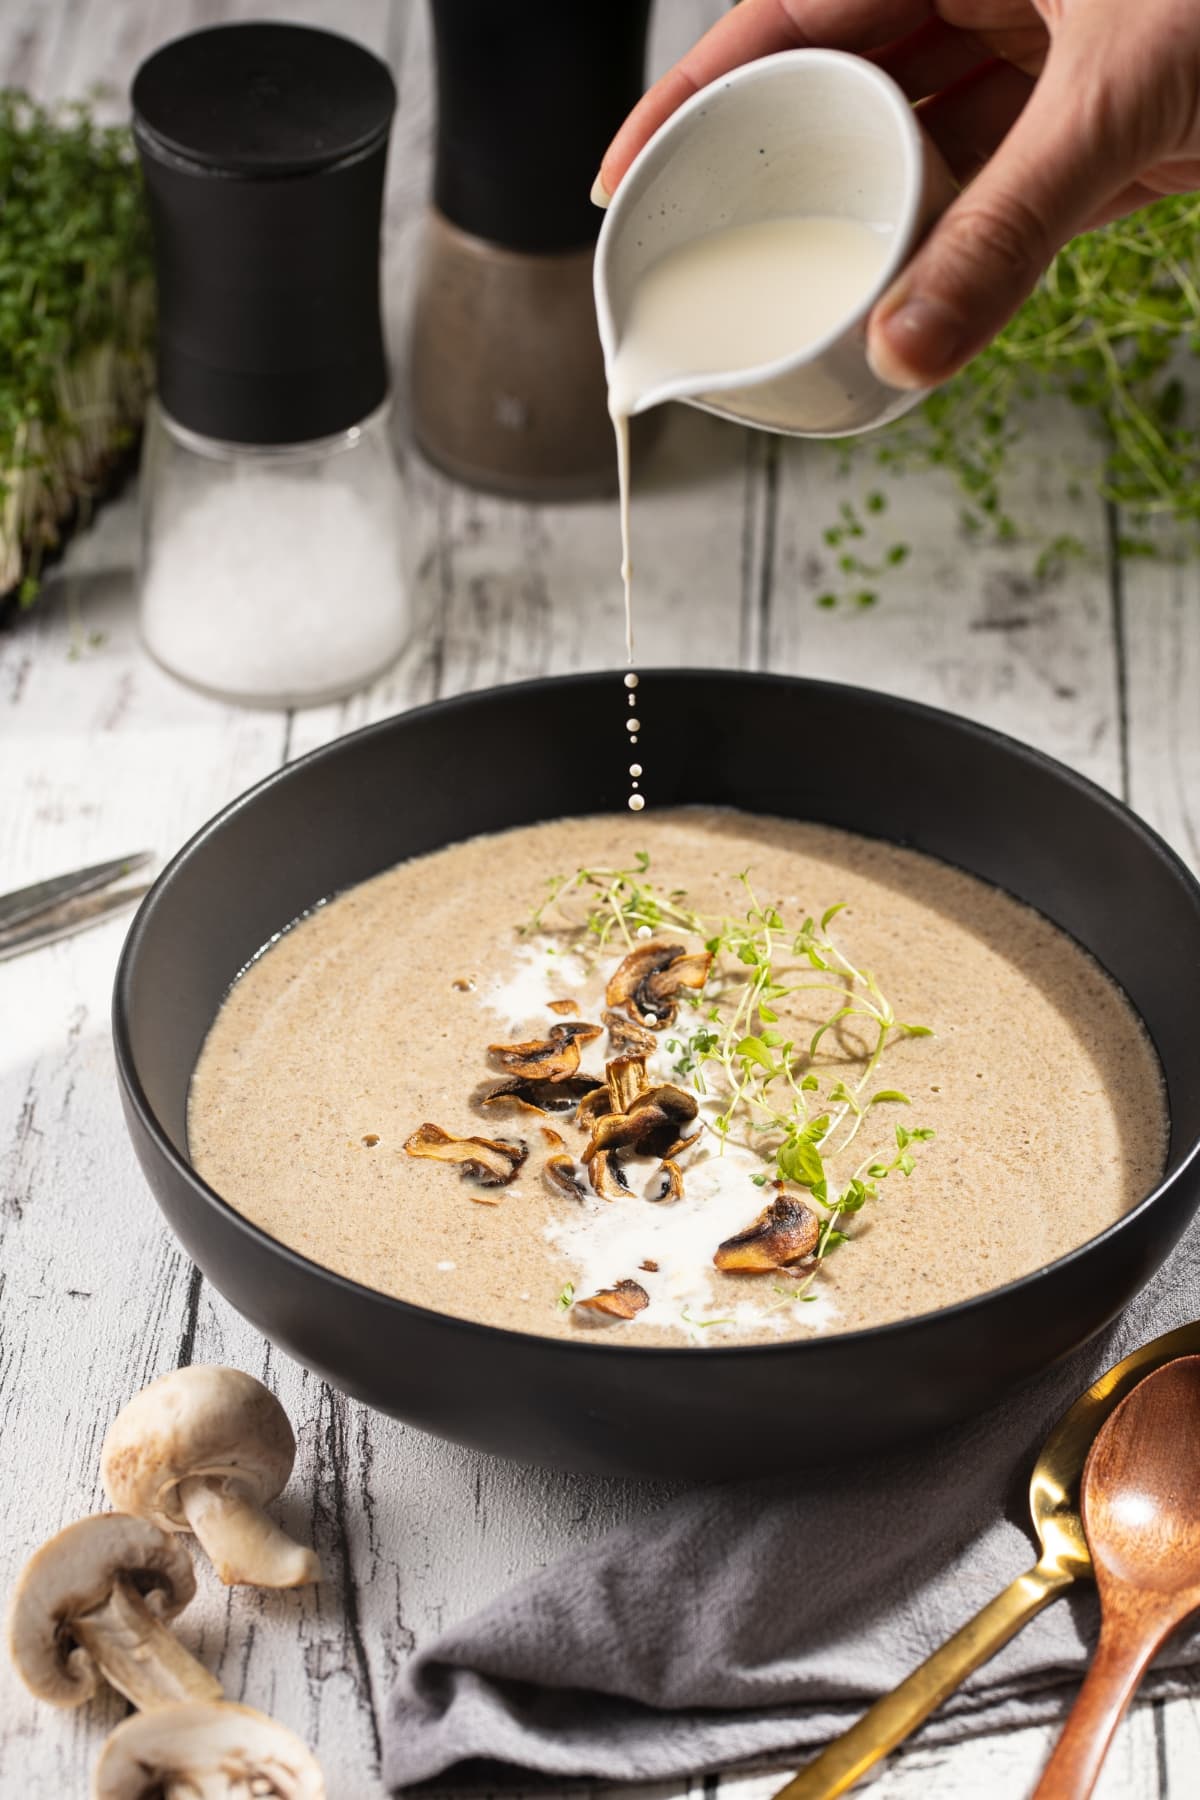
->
[713, 1194, 820, 1272]
[606, 942, 713, 1028]
[544, 1153, 588, 1200]
[583, 1084, 699, 1163]
[573, 1083, 611, 1127]
[404, 1124, 527, 1186]
[607, 1053, 648, 1114]
[603, 1008, 658, 1055]
[547, 998, 580, 1015]
[480, 1073, 600, 1117]
[651, 1158, 685, 1202]
[487, 1020, 600, 1082]
[548, 1020, 603, 1046]
[589, 1149, 631, 1198]
[487, 1033, 580, 1081]
[576, 1279, 650, 1319]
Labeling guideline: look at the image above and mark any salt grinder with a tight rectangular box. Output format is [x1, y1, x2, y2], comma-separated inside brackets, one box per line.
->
[411, 0, 652, 498]
[132, 24, 407, 708]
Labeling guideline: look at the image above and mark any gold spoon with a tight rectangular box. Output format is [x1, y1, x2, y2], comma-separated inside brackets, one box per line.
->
[772, 1318, 1200, 1800]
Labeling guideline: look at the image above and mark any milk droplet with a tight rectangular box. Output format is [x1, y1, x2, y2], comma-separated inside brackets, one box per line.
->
[626, 717, 641, 733]
[630, 734, 639, 743]
[643, 1010, 658, 1024]
[629, 763, 642, 777]
[624, 673, 639, 689]
[628, 793, 646, 811]
[636, 924, 653, 939]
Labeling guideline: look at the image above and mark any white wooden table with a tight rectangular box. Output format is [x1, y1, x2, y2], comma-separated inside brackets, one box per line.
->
[3, 2, 1200, 1796]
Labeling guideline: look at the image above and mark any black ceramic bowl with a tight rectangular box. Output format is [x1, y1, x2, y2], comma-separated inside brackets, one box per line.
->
[114, 671, 1200, 1478]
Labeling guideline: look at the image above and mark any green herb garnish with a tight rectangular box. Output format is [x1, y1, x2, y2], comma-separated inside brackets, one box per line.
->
[832, 196, 1200, 591]
[528, 858, 935, 1288]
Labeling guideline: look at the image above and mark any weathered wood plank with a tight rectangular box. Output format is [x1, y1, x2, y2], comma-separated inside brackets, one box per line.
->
[766, 405, 1123, 794]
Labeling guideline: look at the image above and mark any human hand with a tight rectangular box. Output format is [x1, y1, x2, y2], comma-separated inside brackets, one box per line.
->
[594, 0, 1200, 389]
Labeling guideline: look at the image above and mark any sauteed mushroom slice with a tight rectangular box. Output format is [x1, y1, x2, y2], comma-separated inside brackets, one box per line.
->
[548, 1020, 603, 1047]
[603, 1009, 657, 1055]
[575, 1085, 613, 1131]
[487, 1034, 580, 1082]
[481, 1073, 600, 1117]
[92, 1700, 325, 1799]
[7, 1514, 220, 1711]
[100, 1368, 321, 1591]
[576, 1279, 650, 1320]
[589, 1149, 631, 1199]
[713, 1194, 819, 1272]
[585, 1084, 700, 1162]
[487, 1020, 598, 1081]
[651, 1159, 685, 1202]
[606, 942, 712, 1028]
[404, 1124, 527, 1186]
[541, 1128, 588, 1201]
[547, 998, 580, 1015]
[607, 1053, 648, 1114]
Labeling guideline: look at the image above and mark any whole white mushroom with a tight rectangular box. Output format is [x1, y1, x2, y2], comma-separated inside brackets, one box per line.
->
[7, 1513, 221, 1711]
[92, 1700, 325, 1798]
[101, 1366, 321, 1588]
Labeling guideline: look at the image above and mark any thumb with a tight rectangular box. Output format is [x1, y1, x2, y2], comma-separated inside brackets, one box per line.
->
[867, 49, 1135, 389]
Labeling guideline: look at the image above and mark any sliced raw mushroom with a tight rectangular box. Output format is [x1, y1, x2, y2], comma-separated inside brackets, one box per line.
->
[576, 1280, 650, 1320]
[101, 1367, 321, 1590]
[606, 942, 712, 1028]
[404, 1123, 527, 1186]
[7, 1513, 221, 1711]
[480, 1073, 600, 1117]
[713, 1194, 820, 1272]
[603, 1008, 657, 1055]
[92, 1700, 324, 1799]
[650, 1158, 685, 1202]
[606, 1053, 648, 1114]
[589, 1148, 631, 1199]
[583, 1084, 699, 1163]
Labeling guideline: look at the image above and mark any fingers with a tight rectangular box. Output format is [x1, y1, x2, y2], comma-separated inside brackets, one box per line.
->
[867, 48, 1145, 388]
[596, 0, 932, 200]
[918, 59, 1034, 185]
[876, 18, 992, 103]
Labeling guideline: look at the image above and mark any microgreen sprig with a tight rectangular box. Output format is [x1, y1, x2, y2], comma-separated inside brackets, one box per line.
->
[528, 858, 935, 1282]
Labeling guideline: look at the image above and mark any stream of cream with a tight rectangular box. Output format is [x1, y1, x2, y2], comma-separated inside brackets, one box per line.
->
[607, 215, 893, 728]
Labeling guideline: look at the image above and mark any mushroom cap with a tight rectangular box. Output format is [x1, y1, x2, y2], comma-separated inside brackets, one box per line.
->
[7, 1512, 197, 1707]
[101, 1366, 296, 1531]
[92, 1701, 325, 1798]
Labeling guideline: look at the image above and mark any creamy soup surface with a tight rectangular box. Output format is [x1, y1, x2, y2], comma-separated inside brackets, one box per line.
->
[189, 810, 1168, 1348]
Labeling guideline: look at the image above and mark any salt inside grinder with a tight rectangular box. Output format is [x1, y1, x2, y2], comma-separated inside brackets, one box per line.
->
[132, 23, 407, 707]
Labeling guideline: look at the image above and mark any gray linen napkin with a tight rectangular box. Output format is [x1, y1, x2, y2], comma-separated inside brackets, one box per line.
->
[384, 1218, 1200, 1791]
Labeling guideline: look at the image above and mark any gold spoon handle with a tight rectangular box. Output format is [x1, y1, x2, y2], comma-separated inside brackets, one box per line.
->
[772, 1558, 1073, 1800]
[1032, 1609, 1173, 1800]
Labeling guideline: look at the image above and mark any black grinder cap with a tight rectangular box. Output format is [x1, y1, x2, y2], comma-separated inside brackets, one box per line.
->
[133, 23, 396, 445]
[430, 0, 650, 253]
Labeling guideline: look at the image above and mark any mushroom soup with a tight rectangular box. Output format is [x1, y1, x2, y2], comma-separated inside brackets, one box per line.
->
[188, 809, 1168, 1347]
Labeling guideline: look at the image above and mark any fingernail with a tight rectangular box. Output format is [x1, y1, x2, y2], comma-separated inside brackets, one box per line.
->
[867, 295, 965, 391]
[590, 172, 611, 210]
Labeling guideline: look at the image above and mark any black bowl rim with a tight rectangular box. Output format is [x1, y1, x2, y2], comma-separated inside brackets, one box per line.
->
[113, 667, 1200, 1365]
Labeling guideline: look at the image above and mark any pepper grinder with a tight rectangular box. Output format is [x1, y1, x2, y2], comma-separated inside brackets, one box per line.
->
[132, 24, 408, 708]
[411, 0, 652, 499]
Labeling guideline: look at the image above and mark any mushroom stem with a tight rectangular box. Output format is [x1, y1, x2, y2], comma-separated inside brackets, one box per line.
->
[71, 1578, 221, 1711]
[178, 1477, 321, 1588]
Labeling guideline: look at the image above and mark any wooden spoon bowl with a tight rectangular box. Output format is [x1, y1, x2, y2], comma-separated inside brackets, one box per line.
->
[1034, 1354, 1200, 1798]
